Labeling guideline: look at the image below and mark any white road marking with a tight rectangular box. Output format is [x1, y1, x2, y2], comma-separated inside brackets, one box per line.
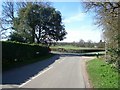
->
[19, 58, 65, 88]
[19, 66, 53, 88]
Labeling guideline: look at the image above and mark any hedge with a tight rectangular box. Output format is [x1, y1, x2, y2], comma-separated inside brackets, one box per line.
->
[50, 47, 105, 53]
[2, 41, 50, 65]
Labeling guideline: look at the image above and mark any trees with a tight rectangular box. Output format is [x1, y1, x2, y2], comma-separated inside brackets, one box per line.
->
[86, 40, 94, 48]
[0, 2, 49, 39]
[1, 2, 67, 45]
[83, 2, 120, 69]
[8, 32, 26, 43]
[0, 2, 15, 39]
[79, 39, 85, 47]
[98, 40, 105, 48]
[12, 3, 66, 45]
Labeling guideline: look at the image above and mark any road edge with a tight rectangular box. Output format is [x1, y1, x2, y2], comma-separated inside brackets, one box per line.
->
[81, 57, 95, 88]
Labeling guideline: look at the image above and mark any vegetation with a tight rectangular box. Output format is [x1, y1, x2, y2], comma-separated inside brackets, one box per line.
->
[3, 53, 54, 72]
[52, 40, 105, 48]
[50, 41, 105, 54]
[2, 41, 52, 71]
[1, 2, 67, 45]
[1, 2, 50, 38]
[87, 58, 119, 88]
[50, 44, 105, 56]
[51, 45, 82, 50]
[83, 2, 120, 69]
[1, 2, 67, 71]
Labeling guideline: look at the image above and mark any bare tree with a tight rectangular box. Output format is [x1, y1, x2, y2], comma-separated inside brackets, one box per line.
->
[82, 2, 120, 69]
[0, 1, 52, 40]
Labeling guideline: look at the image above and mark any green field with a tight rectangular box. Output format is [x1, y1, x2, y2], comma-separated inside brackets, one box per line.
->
[50, 45, 100, 50]
[87, 58, 119, 88]
[50, 45, 105, 55]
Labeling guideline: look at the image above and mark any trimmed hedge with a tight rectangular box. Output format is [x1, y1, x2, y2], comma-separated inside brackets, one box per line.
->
[51, 47, 105, 53]
[2, 41, 50, 64]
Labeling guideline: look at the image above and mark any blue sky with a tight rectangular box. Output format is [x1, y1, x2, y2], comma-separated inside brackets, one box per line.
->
[0, 1, 102, 42]
[53, 2, 102, 42]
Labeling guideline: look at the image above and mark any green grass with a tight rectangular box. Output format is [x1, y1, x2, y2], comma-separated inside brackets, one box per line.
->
[50, 45, 101, 50]
[50, 45, 105, 55]
[3, 53, 55, 72]
[50, 45, 104, 50]
[87, 58, 119, 88]
[50, 45, 80, 50]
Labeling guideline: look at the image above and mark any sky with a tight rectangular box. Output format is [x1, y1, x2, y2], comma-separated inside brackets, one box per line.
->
[53, 2, 102, 42]
[0, 1, 103, 42]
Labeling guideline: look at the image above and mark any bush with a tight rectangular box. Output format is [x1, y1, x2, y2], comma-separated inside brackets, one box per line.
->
[51, 47, 104, 53]
[2, 41, 50, 65]
[106, 48, 120, 69]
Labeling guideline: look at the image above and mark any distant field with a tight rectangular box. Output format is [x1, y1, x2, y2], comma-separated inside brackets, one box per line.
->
[51, 45, 81, 50]
[50, 45, 105, 54]
[51, 45, 104, 50]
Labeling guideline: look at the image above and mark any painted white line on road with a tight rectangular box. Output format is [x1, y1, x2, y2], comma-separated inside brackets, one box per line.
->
[19, 66, 53, 88]
[32, 66, 53, 79]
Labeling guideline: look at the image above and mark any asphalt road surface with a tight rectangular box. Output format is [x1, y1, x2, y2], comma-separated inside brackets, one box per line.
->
[2, 53, 95, 88]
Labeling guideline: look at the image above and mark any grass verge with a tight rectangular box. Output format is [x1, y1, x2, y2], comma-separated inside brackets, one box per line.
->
[3, 53, 55, 72]
[86, 58, 119, 88]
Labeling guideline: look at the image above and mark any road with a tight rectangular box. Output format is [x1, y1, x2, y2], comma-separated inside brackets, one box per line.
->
[2, 54, 95, 88]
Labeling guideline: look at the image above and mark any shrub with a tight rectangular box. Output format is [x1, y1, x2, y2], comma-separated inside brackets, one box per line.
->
[2, 41, 49, 64]
[50, 47, 104, 53]
[106, 48, 120, 69]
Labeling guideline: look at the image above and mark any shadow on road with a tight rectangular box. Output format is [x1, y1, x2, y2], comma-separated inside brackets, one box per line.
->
[2, 55, 60, 85]
[2, 52, 103, 85]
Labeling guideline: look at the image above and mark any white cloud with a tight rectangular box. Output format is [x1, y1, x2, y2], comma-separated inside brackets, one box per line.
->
[63, 13, 86, 23]
[62, 29, 102, 42]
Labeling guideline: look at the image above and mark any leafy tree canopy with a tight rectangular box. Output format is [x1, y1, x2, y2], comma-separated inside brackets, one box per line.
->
[11, 3, 67, 45]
